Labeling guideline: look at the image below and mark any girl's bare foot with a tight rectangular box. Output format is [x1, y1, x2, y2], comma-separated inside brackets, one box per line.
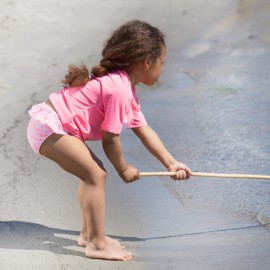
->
[78, 233, 125, 248]
[85, 241, 132, 261]
[78, 234, 87, 247]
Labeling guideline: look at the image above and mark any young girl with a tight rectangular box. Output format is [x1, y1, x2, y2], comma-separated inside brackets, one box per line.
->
[27, 20, 191, 261]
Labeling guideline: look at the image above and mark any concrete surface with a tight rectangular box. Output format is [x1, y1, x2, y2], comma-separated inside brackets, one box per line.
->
[0, 0, 270, 269]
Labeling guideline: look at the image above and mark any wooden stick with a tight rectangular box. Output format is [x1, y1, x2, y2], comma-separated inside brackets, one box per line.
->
[140, 172, 176, 176]
[192, 172, 270, 180]
[139, 171, 270, 180]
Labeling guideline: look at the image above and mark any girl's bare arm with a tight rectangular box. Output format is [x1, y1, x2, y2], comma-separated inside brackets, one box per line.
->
[102, 131, 139, 182]
[132, 125, 191, 179]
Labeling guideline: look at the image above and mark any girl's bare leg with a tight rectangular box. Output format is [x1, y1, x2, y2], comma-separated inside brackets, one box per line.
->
[40, 134, 132, 261]
[77, 180, 88, 246]
[77, 180, 124, 248]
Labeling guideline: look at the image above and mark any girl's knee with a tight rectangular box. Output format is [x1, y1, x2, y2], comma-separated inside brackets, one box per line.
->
[82, 169, 107, 185]
[95, 169, 107, 182]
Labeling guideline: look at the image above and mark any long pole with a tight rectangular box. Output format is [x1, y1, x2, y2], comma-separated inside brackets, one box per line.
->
[139, 172, 270, 180]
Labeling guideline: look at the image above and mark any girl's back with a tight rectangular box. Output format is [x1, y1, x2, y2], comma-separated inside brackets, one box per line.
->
[49, 70, 145, 141]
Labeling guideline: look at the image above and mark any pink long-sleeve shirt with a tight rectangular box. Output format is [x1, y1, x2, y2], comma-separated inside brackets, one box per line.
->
[49, 70, 147, 141]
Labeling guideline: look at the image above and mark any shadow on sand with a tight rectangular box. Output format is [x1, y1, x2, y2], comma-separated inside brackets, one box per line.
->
[0, 220, 84, 257]
[0, 220, 264, 255]
[112, 224, 264, 243]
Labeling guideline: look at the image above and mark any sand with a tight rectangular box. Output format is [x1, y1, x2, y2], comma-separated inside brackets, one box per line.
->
[0, 0, 270, 269]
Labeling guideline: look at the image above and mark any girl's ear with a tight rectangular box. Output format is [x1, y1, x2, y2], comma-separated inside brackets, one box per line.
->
[143, 58, 151, 70]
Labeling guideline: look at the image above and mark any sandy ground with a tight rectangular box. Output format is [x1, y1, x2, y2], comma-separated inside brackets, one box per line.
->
[0, 0, 270, 269]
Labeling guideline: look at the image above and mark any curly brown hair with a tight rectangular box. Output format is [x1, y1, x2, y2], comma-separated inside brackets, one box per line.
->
[62, 20, 165, 87]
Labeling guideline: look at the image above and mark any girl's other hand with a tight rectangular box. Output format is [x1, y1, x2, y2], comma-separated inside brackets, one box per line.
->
[119, 164, 140, 183]
[168, 162, 192, 180]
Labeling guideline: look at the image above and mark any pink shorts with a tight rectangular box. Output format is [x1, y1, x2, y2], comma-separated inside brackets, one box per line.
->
[27, 102, 67, 154]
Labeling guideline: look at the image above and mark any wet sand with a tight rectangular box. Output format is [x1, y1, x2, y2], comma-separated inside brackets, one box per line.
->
[1, 0, 270, 269]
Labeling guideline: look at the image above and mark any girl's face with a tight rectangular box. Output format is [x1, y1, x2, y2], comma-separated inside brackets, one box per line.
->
[141, 46, 166, 86]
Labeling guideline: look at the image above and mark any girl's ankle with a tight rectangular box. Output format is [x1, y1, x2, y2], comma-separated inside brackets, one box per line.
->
[88, 236, 106, 249]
